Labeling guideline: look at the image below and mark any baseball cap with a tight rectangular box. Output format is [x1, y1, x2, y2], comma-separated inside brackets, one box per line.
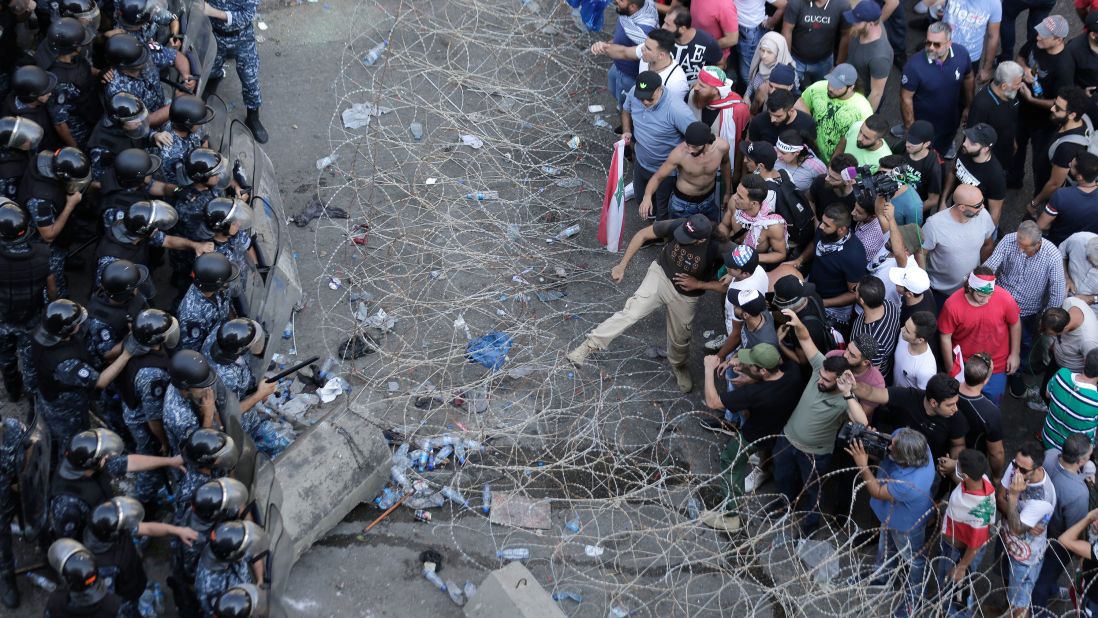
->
[1088, 11, 1098, 32]
[1035, 14, 1069, 38]
[633, 71, 662, 101]
[844, 0, 882, 23]
[737, 342, 782, 370]
[887, 263, 931, 295]
[673, 213, 713, 244]
[825, 63, 858, 89]
[906, 120, 934, 145]
[739, 140, 777, 169]
[769, 64, 796, 87]
[772, 275, 807, 308]
[729, 288, 768, 316]
[963, 123, 997, 148]
[685, 121, 714, 146]
[723, 243, 760, 273]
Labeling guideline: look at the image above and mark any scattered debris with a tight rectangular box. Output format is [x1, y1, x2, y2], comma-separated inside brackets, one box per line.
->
[349, 223, 369, 245]
[460, 134, 484, 149]
[488, 491, 551, 529]
[341, 102, 393, 130]
[587, 104, 604, 113]
[315, 154, 338, 170]
[567, 135, 582, 149]
[290, 194, 349, 227]
[584, 544, 604, 557]
[358, 307, 396, 332]
[466, 332, 512, 370]
[338, 333, 377, 359]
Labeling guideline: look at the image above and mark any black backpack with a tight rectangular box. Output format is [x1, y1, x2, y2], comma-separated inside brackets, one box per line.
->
[771, 170, 816, 255]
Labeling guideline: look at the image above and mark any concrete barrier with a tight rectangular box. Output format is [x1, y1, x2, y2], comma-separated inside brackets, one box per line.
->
[463, 562, 568, 618]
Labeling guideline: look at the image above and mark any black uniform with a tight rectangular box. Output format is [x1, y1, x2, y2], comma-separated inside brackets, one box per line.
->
[82, 531, 147, 617]
[0, 239, 51, 393]
[31, 326, 100, 459]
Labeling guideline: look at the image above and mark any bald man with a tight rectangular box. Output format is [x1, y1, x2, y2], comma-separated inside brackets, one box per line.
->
[921, 184, 998, 307]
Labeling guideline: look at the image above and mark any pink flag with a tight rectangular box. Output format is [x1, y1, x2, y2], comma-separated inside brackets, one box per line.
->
[598, 139, 627, 252]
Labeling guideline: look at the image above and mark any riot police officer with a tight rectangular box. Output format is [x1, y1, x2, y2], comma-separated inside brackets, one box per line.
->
[87, 94, 170, 181]
[174, 428, 239, 521]
[56, 0, 101, 43]
[1, 65, 61, 151]
[0, 116, 43, 198]
[44, 539, 125, 618]
[17, 146, 88, 298]
[0, 199, 54, 401]
[204, 318, 276, 437]
[34, 17, 98, 148]
[170, 148, 234, 291]
[101, 33, 173, 127]
[157, 95, 213, 184]
[97, 148, 177, 220]
[214, 583, 269, 618]
[114, 0, 194, 92]
[171, 478, 248, 618]
[31, 300, 133, 456]
[49, 428, 182, 540]
[0, 416, 28, 608]
[117, 309, 176, 506]
[178, 252, 236, 351]
[162, 350, 229, 454]
[87, 259, 149, 363]
[203, 197, 256, 289]
[194, 520, 267, 617]
[201, 0, 267, 143]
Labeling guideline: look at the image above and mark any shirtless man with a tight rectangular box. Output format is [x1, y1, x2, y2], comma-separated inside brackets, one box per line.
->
[721, 173, 788, 265]
[639, 121, 729, 222]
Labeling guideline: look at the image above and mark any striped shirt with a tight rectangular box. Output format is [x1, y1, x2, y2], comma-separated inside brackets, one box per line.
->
[982, 233, 1067, 317]
[851, 300, 902, 378]
[1042, 368, 1098, 450]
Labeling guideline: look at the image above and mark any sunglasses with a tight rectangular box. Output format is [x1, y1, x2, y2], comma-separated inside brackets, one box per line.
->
[926, 40, 947, 48]
[1015, 463, 1033, 475]
[955, 201, 984, 209]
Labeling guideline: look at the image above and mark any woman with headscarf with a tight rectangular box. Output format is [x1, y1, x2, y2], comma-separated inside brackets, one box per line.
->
[744, 32, 796, 113]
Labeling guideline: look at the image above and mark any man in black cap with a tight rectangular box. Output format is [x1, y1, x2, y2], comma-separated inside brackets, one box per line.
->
[900, 120, 944, 215]
[567, 214, 733, 393]
[621, 70, 695, 215]
[638, 121, 729, 222]
[772, 274, 835, 364]
[942, 122, 1007, 224]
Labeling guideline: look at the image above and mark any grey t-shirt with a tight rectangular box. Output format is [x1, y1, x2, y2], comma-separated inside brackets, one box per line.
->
[1053, 297, 1098, 372]
[742, 312, 779, 349]
[1043, 449, 1088, 537]
[847, 34, 893, 99]
[922, 208, 996, 293]
[1061, 232, 1098, 300]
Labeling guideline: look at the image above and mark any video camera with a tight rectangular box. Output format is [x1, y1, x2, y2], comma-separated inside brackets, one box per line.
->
[837, 422, 892, 459]
[850, 164, 921, 210]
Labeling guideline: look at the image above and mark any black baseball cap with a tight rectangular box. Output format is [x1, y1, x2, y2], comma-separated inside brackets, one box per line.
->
[772, 275, 807, 308]
[906, 120, 934, 145]
[633, 71, 662, 101]
[739, 140, 777, 169]
[673, 213, 713, 244]
[963, 123, 997, 148]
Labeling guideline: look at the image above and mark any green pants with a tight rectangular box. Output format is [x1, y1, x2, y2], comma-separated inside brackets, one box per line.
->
[719, 432, 753, 513]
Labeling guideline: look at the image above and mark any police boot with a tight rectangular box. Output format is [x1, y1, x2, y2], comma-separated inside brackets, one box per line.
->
[0, 574, 19, 609]
[245, 108, 269, 144]
[202, 76, 222, 101]
[1, 366, 22, 402]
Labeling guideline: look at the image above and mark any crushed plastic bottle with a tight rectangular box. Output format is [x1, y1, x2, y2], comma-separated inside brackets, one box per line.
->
[463, 580, 478, 600]
[497, 547, 529, 561]
[465, 191, 499, 201]
[609, 606, 631, 617]
[392, 443, 410, 465]
[417, 443, 430, 471]
[316, 357, 339, 381]
[281, 323, 293, 339]
[482, 483, 492, 514]
[422, 564, 446, 591]
[553, 590, 583, 603]
[686, 497, 700, 520]
[409, 121, 424, 140]
[414, 509, 432, 522]
[428, 445, 452, 470]
[541, 165, 562, 175]
[593, 116, 612, 129]
[25, 572, 56, 592]
[390, 465, 411, 489]
[446, 581, 465, 606]
[440, 485, 469, 508]
[554, 177, 583, 188]
[564, 514, 580, 534]
[454, 442, 467, 464]
[374, 486, 402, 510]
[556, 225, 580, 240]
[361, 40, 388, 66]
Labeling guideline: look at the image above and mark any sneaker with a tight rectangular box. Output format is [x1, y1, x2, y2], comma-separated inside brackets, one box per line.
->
[1008, 378, 1029, 399]
[703, 335, 727, 351]
[671, 363, 693, 393]
[1027, 400, 1049, 413]
[700, 510, 742, 532]
[622, 183, 635, 202]
[566, 340, 597, 366]
[744, 466, 770, 492]
[699, 416, 736, 436]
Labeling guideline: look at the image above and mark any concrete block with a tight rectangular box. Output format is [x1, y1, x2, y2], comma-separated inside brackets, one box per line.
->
[463, 562, 567, 618]
[274, 401, 391, 562]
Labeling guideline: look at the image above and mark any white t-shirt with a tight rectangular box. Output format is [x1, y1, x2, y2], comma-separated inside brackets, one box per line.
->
[724, 266, 770, 334]
[892, 338, 937, 389]
[735, 0, 778, 29]
[639, 49, 691, 104]
[999, 464, 1057, 566]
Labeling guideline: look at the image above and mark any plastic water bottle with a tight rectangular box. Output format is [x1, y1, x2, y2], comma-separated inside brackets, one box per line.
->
[417, 443, 430, 471]
[440, 485, 469, 508]
[686, 498, 700, 520]
[465, 191, 498, 201]
[564, 514, 580, 534]
[463, 580, 477, 600]
[556, 225, 580, 240]
[553, 590, 583, 602]
[454, 442, 467, 464]
[414, 509, 432, 522]
[390, 465, 411, 489]
[362, 40, 387, 66]
[422, 565, 446, 590]
[496, 547, 529, 561]
[317, 357, 339, 381]
[446, 580, 464, 605]
[138, 588, 156, 618]
[374, 486, 401, 509]
[392, 443, 410, 465]
[593, 117, 611, 129]
[26, 572, 56, 592]
[482, 483, 492, 514]
[281, 323, 293, 339]
[429, 445, 453, 469]
[409, 121, 424, 140]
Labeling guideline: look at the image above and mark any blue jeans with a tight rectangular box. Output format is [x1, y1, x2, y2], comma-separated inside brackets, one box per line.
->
[1005, 554, 1044, 610]
[999, 0, 1056, 63]
[793, 56, 834, 88]
[737, 24, 767, 86]
[608, 65, 636, 111]
[983, 373, 1007, 406]
[669, 188, 720, 222]
[874, 525, 928, 613]
[772, 434, 832, 534]
[934, 539, 989, 618]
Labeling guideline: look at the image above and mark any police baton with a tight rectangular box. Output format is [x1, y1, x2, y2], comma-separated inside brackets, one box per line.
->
[264, 356, 320, 383]
[66, 234, 101, 259]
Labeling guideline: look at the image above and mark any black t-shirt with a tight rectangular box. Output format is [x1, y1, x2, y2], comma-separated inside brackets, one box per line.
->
[1044, 186, 1098, 245]
[809, 229, 867, 298]
[1036, 125, 1089, 190]
[952, 153, 1007, 201]
[778, 283, 833, 354]
[1066, 35, 1098, 91]
[903, 150, 943, 201]
[880, 386, 969, 459]
[808, 175, 856, 220]
[672, 28, 723, 85]
[1021, 42, 1072, 127]
[719, 362, 804, 445]
[784, 0, 849, 62]
[956, 392, 1002, 454]
[966, 86, 1020, 168]
[748, 112, 819, 147]
[653, 219, 728, 297]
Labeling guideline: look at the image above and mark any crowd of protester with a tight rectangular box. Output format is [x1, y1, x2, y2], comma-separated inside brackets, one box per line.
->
[0, 0, 279, 615]
[575, 0, 1098, 615]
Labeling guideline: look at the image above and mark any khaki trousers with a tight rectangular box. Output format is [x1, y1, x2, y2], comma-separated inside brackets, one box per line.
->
[586, 261, 700, 367]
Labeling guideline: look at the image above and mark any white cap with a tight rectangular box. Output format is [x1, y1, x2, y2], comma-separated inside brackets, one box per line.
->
[888, 264, 931, 295]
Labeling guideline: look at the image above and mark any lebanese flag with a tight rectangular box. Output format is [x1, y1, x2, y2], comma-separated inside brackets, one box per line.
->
[941, 476, 996, 549]
[949, 345, 965, 379]
[598, 139, 627, 253]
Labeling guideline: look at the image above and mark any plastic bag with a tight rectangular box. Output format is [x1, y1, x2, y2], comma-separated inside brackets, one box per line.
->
[580, 0, 610, 32]
[465, 331, 513, 370]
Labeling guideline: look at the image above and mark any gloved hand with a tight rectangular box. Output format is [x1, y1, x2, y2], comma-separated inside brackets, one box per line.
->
[123, 334, 150, 357]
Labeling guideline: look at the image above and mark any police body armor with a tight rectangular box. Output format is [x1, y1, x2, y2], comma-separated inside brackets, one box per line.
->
[87, 535, 146, 601]
[86, 289, 145, 344]
[44, 589, 122, 618]
[31, 330, 92, 403]
[1, 95, 57, 151]
[87, 122, 141, 175]
[50, 469, 113, 519]
[0, 241, 50, 324]
[16, 153, 66, 222]
[0, 148, 28, 186]
[94, 225, 149, 268]
[40, 58, 102, 127]
[97, 168, 144, 219]
[117, 348, 168, 410]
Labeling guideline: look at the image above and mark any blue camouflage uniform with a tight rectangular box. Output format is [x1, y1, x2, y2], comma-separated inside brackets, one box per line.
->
[201, 332, 260, 437]
[43, 57, 98, 148]
[34, 335, 102, 457]
[23, 195, 70, 300]
[104, 41, 177, 114]
[208, 0, 262, 109]
[177, 284, 231, 351]
[83, 530, 147, 618]
[194, 548, 253, 617]
[153, 128, 206, 184]
[214, 232, 252, 294]
[48, 454, 128, 540]
[161, 379, 229, 455]
[0, 240, 48, 394]
[95, 219, 166, 289]
[121, 362, 170, 503]
[172, 467, 215, 524]
[168, 185, 217, 284]
[0, 417, 25, 582]
[171, 509, 215, 581]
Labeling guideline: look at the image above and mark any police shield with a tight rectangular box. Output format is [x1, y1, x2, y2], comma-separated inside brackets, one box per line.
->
[174, 0, 218, 95]
[217, 389, 259, 492]
[262, 502, 294, 618]
[18, 411, 51, 540]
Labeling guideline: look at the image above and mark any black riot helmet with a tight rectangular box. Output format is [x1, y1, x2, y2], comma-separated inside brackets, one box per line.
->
[52, 147, 90, 181]
[88, 497, 144, 542]
[169, 349, 216, 389]
[182, 429, 239, 471]
[214, 584, 268, 618]
[212, 318, 265, 363]
[193, 478, 248, 523]
[117, 0, 153, 28]
[48, 539, 99, 592]
[58, 0, 101, 37]
[65, 429, 124, 471]
[204, 198, 253, 234]
[106, 92, 146, 124]
[131, 308, 179, 348]
[0, 198, 31, 242]
[12, 66, 58, 102]
[192, 253, 239, 293]
[209, 520, 268, 563]
[41, 299, 88, 343]
[0, 116, 44, 152]
[170, 95, 215, 131]
[183, 148, 225, 183]
[100, 259, 148, 300]
[122, 200, 177, 237]
[104, 33, 149, 70]
[113, 148, 161, 187]
[47, 17, 94, 55]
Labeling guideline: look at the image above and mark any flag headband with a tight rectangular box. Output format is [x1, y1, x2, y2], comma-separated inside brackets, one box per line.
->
[967, 272, 995, 294]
